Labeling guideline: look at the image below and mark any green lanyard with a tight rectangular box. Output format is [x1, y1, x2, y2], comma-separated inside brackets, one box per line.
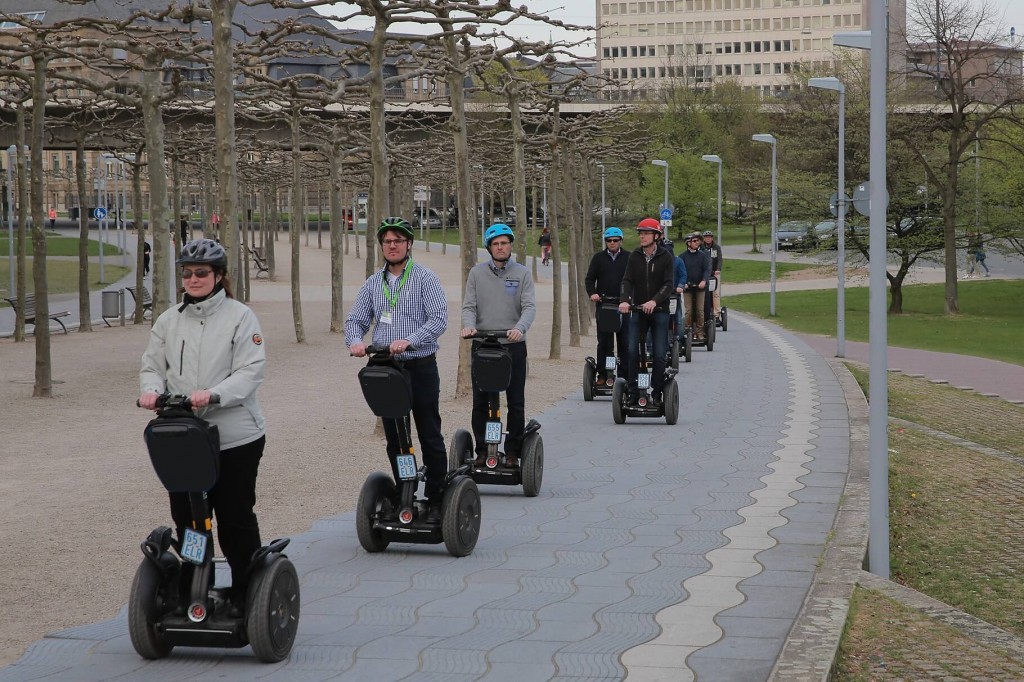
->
[382, 261, 412, 309]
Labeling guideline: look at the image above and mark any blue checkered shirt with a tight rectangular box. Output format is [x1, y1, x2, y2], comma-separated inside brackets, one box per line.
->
[344, 261, 448, 359]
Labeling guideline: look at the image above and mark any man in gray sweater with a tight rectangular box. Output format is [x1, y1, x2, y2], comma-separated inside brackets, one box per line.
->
[461, 224, 536, 467]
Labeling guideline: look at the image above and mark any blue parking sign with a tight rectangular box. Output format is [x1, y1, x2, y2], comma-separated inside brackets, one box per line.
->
[660, 207, 672, 221]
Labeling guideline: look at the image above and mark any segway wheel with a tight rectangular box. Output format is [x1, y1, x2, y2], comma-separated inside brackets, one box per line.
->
[706, 320, 715, 352]
[721, 308, 728, 332]
[583, 362, 595, 402]
[520, 432, 544, 497]
[684, 333, 693, 363]
[247, 557, 300, 663]
[128, 558, 174, 660]
[663, 379, 680, 426]
[356, 472, 396, 553]
[442, 477, 481, 557]
[670, 338, 680, 370]
[612, 378, 627, 424]
[448, 428, 474, 471]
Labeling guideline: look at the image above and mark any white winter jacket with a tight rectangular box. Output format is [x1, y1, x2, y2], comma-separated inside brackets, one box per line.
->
[140, 288, 266, 449]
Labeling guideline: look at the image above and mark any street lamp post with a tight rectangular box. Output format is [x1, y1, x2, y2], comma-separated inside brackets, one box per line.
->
[808, 76, 847, 359]
[597, 163, 606, 233]
[700, 154, 723, 246]
[651, 159, 669, 217]
[751, 134, 777, 316]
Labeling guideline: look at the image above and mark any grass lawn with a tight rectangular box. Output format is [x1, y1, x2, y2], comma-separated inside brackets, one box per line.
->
[0, 231, 126, 257]
[0, 261, 131, 302]
[725, 279, 1024, 365]
[725, 258, 815, 283]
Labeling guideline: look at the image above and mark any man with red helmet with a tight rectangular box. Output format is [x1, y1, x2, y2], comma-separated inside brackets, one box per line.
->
[617, 218, 675, 408]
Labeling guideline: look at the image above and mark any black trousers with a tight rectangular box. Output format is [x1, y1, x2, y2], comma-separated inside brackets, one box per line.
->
[472, 341, 528, 458]
[170, 435, 264, 594]
[595, 305, 629, 380]
[382, 356, 447, 501]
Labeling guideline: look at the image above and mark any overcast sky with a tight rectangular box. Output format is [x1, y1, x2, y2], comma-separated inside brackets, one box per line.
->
[330, 0, 1024, 56]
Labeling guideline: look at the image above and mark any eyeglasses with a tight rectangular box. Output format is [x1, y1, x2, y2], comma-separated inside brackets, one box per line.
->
[490, 240, 512, 247]
[605, 238, 621, 243]
[688, 239, 701, 243]
[181, 268, 213, 280]
[381, 238, 408, 246]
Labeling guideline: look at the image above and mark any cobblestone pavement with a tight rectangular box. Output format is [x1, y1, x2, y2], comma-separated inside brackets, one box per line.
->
[0, 312, 850, 681]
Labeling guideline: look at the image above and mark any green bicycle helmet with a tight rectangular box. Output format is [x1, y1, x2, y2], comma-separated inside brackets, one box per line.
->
[376, 216, 414, 243]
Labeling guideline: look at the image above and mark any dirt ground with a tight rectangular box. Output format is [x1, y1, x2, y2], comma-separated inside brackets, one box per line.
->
[0, 237, 588, 667]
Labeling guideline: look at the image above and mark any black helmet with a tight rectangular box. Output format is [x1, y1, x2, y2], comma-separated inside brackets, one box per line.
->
[376, 216, 414, 243]
[178, 238, 227, 269]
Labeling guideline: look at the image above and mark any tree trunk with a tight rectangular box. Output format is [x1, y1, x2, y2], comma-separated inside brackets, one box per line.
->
[212, 0, 240, 285]
[508, 83, 529, 270]
[290, 108, 305, 343]
[330, 151, 345, 332]
[132, 163, 146, 323]
[30, 55, 52, 397]
[441, 20, 478, 398]
[577, 158, 593, 337]
[140, 60, 171, 317]
[366, 18, 389, 278]
[75, 133, 92, 332]
[171, 153, 183, 296]
[888, 271, 905, 315]
[941, 163, 959, 314]
[531, 180, 538, 282]
[561, 142, 580, 348]
[13, 109, 27, 342]
[548, 106, 563, 360]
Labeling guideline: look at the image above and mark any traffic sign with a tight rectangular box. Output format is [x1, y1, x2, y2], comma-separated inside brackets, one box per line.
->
[852, 182, 888, 217]
[660, 207, 673, 221]
[93, 207, 107, 220]
[660, 219, 672, 229]
[829, 191, 852, 218]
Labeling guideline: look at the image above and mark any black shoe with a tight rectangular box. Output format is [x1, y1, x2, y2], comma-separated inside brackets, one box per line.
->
[424, 500, 442, 524]
[649, 393, 662, 409]
[227, 587, 246, 619]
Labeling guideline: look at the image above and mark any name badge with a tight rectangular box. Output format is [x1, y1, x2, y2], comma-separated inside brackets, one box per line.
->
[380, 311, 393, 325]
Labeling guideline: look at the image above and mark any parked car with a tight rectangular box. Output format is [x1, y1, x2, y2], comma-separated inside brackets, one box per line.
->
[412, 208, 444, 229]
[776, 220, 813, 249]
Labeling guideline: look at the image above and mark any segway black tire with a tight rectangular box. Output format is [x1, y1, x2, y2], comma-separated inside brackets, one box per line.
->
[128, 558, 174, 660]
[247, 556, 300, 663]
[448, 429, 474, 471]
[583, 362, 595, 402]
[663, 379, 680, 426]
[356, 472, 395, 553]
[684, 334, 693, 363]
[670, 338, 680, 370]
[706, 321, 715, 352]
[442, 476, 481, 557]
[521, 432, 544, 497]
[722, 308, 728, 332]
[612, 378, 626, 424]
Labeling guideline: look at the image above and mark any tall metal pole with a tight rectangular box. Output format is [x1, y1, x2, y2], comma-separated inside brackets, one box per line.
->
[98, 165, 105, 283]
[837, 87, 847, 358]
[868, 0, 890, 579]
[662, 165, 669, 214]
[716, 162, 722, 246]
[769, 142, 777, 316]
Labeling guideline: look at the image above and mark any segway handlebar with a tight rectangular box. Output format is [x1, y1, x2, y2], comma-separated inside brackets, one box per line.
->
[358, 343, 416, 357]
[465, 330, 512, 340]
[136, 393, 221, 409]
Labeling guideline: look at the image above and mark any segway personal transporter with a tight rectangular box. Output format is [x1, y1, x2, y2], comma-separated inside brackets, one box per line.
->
[612, 307, 680, 425]
[667, 293, 682, 370]
[707, 276, 728, 332]
[130, 394, 299, 663]
[355, 345, 481, 557]
[449, 331, 543, 497]
[584, 296, 623, 401]
[685, 284, 715, 352]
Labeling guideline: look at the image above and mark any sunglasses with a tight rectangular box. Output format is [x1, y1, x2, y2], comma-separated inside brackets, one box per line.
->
[605, 238, 621, 243]
[181, 268, 213, 280]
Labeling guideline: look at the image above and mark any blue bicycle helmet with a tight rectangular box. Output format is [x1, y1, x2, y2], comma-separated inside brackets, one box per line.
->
[177, 238, 227, 269]
[603, 227, 624, 240]
[483, 223, 515, 248]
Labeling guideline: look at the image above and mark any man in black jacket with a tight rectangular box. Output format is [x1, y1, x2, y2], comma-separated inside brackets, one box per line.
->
[701, 230, 724, 321]
[585, 227, 630, 381]
[618, 218, 675, 407]
[680, 233, 712, 340]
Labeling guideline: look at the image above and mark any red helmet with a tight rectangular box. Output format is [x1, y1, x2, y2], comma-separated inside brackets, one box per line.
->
[637, 217, 663, 235]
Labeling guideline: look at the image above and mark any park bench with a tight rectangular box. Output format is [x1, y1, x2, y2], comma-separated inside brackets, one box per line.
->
[4, 293, 70, 334]
[126, 285, 153, 319]
[248, 246, 269, 278]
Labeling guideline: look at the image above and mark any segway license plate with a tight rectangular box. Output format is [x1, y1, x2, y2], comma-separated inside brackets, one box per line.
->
[605, 357, 617, 371]
[638, 373, 651, 390]
[180, 528, 208, 565]
[669, 298, 677, 314]
[485, 421, 503, 444]
[396, 454, 418, 481]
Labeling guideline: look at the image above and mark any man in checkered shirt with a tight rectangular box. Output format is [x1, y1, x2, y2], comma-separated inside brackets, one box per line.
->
[346, 217, 449, 521]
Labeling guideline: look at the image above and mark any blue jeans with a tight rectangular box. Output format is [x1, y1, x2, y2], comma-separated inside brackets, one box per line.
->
[627, 310, 669, 396]
[382, 357, 447, 501]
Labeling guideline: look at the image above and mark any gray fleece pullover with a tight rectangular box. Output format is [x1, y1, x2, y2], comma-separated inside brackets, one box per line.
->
[461, 260, 536, 342]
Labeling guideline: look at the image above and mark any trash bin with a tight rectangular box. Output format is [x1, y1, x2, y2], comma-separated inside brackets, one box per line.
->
[102, 289, 121, 319]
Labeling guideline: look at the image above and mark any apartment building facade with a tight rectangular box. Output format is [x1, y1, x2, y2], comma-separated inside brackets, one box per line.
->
[596, 0, 905, 99]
